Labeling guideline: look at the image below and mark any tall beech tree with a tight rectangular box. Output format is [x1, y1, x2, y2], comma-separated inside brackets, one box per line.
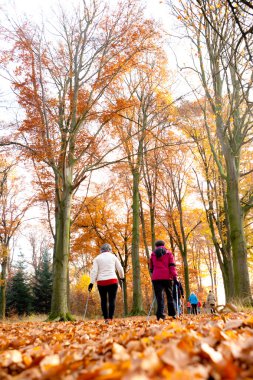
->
[0, 0, 159, 319]
[174, 0, 253, 304]
[156, 150, 202, 299]
[108, 48, 175, 314]
[183, 102, 235, 301]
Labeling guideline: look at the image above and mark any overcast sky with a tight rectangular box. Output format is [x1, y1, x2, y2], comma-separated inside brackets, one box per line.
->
[0, 0, 193, 98]
[1, 0, 168, 21]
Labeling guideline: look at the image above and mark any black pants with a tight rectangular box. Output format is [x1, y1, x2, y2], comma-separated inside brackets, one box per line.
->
[191, 303, 198, 315]
[97, 283, 118, 320]
[152, 280, 176, 319]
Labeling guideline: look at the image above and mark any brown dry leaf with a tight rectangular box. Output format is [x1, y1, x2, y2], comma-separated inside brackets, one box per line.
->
[126, 340, 142, 352]
[160, 364, 210, 379]
[0, 338, 10, 350]
[159, 343, 191, 369]
[14, 367, 42, 380]
[0, 350, 22, 367]
[39, 354, 60, 373]
[140, 347, 161, 372]
[112, 342, 130, 361]
[123, 373, 149, 380]
[201, 342, 223, 363]
[225, 303, 238, 312]
[224, 319, 243, 330]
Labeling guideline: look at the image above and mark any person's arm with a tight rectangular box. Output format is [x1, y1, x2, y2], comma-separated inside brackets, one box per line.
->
[149, 256, 154, 274]
[115, 257, 124, 279]
[168, 251, 177, 279]
[90, 259, 98, 284]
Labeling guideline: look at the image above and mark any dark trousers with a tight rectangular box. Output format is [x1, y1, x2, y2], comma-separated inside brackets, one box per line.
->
[97, 283, 118, 320]
[191, 303, 198, 315]
[152, 280, 176, 319]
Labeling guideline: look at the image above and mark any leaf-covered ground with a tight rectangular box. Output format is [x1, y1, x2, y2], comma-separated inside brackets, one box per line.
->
[0, 313, 253, 379]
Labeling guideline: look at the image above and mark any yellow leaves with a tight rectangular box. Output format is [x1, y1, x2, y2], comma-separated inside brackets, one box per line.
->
[74, 274, 91, 292]
[0, 244, 9, 259]
[22, 353, 33, 367]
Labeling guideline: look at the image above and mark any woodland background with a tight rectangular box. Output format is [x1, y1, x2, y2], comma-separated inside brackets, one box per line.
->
[0, 0, 253, 321]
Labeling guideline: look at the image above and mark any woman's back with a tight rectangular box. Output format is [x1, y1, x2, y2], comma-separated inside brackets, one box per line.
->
[189, 293, 198, 304]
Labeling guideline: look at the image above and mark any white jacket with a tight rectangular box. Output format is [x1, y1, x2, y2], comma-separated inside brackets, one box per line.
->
[90, 251, 124, 283]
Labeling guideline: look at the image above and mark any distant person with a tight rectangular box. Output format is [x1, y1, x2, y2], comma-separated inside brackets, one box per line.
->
[197, 300, 202, 314]
[187, 301, 191, 314]
[88, 243, 124, 323]
[207, 290, 216, 314]
[188, 292, 198, 315]
[173, 278, 184, 315]
[149, 240, 178, 320]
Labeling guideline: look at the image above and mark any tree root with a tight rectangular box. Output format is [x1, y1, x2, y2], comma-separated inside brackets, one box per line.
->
[47, 312, 75, 322]
[129, 309, 147, 316]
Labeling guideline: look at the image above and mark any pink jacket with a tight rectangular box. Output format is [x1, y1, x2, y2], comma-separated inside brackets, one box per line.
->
[149, 247, 177, 280]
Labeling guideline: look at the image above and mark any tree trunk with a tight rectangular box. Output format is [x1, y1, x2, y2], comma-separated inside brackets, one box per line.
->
[150, 205, 156, 251]
[131, 170, 144, 314]
[123, 279, 128, 316]
[0, 255, 8, 319]
[222, 256, 235, 302]
[49, 187, 74, 321]
[182, 254, 190, 299]
[226, 171, 252, 303]
[139, 194, 150, 263]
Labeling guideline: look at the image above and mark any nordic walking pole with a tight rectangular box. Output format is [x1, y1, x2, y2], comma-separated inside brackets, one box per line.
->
[121, 279, 125, 317]
[83, 292, 90, 319]
[176, 285, 179, 316]
[146, 297, 156, 321]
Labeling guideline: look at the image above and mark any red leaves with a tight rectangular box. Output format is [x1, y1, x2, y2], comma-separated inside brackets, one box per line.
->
[0, 313, 253, 379]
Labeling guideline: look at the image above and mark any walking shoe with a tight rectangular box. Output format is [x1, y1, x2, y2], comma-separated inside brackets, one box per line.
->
[157, 314, 166, 321]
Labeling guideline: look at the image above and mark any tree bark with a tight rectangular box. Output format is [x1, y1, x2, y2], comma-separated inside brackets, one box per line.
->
[123, 278, 128, 316]
[130, 169, 144, 315]
[150, 205, 156, 252]
[139, 194, 150, 263]
[49, 184, 74, 321]
[182, 255, 190, 299]
[226, 170, 251, 302]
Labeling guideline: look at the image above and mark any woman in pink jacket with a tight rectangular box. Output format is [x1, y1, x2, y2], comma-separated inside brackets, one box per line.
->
[149, 240, 177, 320]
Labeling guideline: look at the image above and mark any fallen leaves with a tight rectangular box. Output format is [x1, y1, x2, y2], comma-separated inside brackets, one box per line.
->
[0, 312, 253, 379]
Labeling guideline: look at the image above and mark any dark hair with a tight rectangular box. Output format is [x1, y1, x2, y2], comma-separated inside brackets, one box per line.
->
[154, 246, 166, 258]
[155, 240, 165, 247]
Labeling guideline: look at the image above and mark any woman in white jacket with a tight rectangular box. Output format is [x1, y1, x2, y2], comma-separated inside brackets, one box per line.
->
[88, 243, 124, 322]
